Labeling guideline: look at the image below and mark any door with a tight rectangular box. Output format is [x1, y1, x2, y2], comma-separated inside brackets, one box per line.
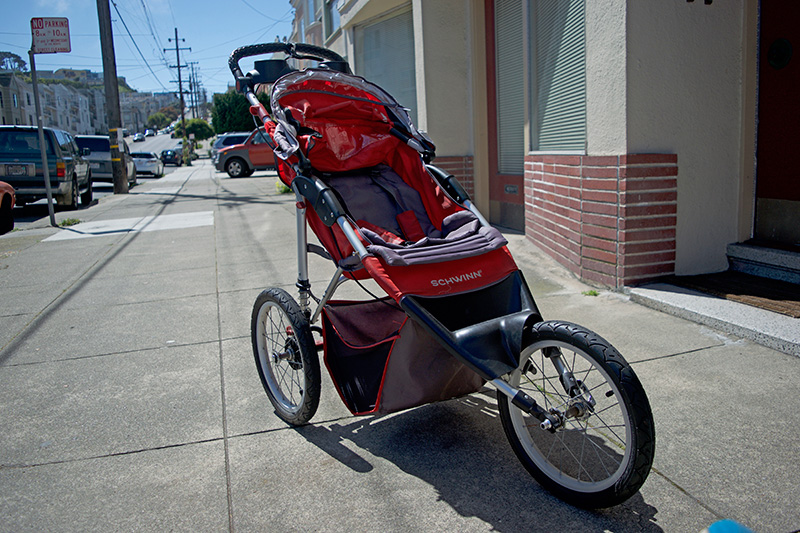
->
[486, 0, 525, 230]
[755, 0, 800, 245]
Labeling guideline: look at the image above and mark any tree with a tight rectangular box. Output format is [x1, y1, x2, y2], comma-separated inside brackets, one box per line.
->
[0, 52, 28, 72]
[211, 90, 269, 134]
[146, 112, 171, 130]
[174, 118, 214, 141]
[159, 105, 180, 122]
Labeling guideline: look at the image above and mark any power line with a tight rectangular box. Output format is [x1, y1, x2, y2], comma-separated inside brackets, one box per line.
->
[109, 0, 169, 91]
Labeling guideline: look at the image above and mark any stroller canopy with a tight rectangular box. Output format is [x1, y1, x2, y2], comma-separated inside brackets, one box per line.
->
[270, 69, 434, 173]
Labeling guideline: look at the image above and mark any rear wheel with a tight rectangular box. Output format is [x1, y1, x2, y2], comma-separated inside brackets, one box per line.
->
[63, 177, 79, 210]
[80, 176, 93, 206]
[251, 288, 320, 425]
[498, 321, 655, 508]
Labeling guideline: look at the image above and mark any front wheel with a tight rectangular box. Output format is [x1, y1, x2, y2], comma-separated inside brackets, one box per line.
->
[251, 288, 320, 425]
[225, 158, 247, 178]
[498, 320, 655, 508]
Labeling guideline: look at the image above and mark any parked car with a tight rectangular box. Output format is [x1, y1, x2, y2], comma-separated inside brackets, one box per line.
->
[0, 180, 15, 234]
[0, 125, 92, 209]
[133, 133, 145, 142]
[160, 149, 182, 166]
[131, 151, 164, 177]
[215, 130, 276, 178]
[211, 131, 251, 163]
[75, 135, 137, 188]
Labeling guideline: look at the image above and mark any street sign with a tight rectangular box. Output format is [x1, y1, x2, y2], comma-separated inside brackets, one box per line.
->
[30, 17, 71, 54]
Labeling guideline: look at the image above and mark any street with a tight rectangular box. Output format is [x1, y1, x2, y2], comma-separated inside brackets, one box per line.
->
[10, 132, 187, 232]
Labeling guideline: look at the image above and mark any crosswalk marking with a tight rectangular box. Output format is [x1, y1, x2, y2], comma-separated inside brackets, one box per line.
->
[44, 211, 214, 241]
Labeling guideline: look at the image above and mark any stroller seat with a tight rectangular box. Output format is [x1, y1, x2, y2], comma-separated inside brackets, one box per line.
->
[320, 164, 508, 267]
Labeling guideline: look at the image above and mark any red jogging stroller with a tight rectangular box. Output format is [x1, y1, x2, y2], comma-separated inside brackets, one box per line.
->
[229, 43, 655, 509]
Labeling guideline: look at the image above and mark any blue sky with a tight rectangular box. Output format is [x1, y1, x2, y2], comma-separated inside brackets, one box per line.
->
[1, 0, 295, 96]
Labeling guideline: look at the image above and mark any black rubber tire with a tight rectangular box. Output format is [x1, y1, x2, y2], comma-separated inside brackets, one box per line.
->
[64, 177, 79, 210]
[498, 320, 655, 509]
[225, 158, 248, 178]
[80, 176, 93, 206]
[251, 288, 320, 425]
[0, 197, 13, 235]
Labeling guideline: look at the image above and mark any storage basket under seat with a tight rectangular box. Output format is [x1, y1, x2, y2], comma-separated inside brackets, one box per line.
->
[322, 298, 485, 415]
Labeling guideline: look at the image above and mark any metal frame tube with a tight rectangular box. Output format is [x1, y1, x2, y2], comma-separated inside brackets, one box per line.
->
[293, 188, 311, 314]
[310, 267, 347, 324]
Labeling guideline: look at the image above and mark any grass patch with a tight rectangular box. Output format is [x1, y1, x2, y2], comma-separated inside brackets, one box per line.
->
[59, 218, 82, 227]
[276, 180, 292, 194]
[581, 289, 600, 297]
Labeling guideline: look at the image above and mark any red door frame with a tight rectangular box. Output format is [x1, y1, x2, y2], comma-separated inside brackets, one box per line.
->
[484, 0, 525, 228]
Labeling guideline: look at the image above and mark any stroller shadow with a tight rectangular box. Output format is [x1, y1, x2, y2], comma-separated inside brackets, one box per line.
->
[294, 390, 662, 532]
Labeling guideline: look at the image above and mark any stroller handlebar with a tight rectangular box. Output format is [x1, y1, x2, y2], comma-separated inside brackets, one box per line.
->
[229, 42, 347, 83]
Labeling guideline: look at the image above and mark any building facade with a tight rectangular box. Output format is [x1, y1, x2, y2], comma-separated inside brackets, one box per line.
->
[288, 0, 792, 288]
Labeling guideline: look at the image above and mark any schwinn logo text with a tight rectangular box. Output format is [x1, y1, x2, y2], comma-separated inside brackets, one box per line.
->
[430, 270, 483, 287]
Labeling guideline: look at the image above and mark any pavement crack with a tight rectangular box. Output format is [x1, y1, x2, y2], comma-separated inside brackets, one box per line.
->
[0, 437, 224, 470]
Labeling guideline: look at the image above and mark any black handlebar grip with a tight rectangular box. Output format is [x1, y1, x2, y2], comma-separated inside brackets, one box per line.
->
[228, 42, 346, 78]
[228, 42, 292, 77]
[292, 43, 346, 63]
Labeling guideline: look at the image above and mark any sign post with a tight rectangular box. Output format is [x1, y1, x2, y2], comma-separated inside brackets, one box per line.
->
[29, 17, 71, 227]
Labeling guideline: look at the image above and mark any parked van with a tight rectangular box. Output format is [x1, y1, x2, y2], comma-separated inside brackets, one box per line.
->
[75, 135, 137, 188]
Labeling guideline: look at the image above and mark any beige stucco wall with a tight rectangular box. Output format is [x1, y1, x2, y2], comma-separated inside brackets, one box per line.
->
[625, 0, 746, 275]
[412, 0, 472, 156]
[585, 0, 627, 155]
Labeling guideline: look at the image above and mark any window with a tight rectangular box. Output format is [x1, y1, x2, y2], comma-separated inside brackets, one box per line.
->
[324, 0, 341, 38]
[530, 0, 586, 152]
[354, 10, 417, 124]
[12, 94, 18, 108]
[27, 93, 32, 106]
[495, 0, 525, 174]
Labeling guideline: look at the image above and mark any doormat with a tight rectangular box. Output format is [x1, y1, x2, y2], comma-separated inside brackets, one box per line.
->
[667, 271, 800, 319]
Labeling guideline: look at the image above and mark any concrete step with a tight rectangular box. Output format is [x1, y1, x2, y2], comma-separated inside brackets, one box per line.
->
[727, 242, 800, 284]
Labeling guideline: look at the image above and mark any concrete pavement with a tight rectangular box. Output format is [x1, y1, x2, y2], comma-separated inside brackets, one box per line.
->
[1, 160, 798, 532]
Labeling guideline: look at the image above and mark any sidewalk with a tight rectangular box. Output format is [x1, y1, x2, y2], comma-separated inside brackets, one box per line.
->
[1, 160, 798, 532]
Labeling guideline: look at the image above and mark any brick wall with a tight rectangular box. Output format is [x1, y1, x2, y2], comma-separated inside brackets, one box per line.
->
[434, 155, 474, 197]
[525, 154, 677, 288]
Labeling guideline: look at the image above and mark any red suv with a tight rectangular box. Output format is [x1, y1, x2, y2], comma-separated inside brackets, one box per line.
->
[214, 130, 276, 178]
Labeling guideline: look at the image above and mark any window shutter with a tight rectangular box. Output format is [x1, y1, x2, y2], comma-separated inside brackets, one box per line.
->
[532, 0, 585, 152]
[355, 10, 417, 125]
[495, 0, 525, 174]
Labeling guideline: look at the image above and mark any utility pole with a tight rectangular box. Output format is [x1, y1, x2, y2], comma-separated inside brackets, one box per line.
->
[187, 62, 199, 119]
[96, 0, 128, 193]
[165, 28, 191, 164]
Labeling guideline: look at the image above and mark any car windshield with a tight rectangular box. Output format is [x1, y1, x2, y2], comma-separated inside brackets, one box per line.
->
[75, 137, 110, 152]
[0, 131, 55, 155]
[132, 152, 155, 159]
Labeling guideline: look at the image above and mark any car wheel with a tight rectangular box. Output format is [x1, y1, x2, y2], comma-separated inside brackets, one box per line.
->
[0, 196, 13, 235]
[80, 176, 93, 206]
[64, 177, 79, 210]
[225, 158, 247, 178]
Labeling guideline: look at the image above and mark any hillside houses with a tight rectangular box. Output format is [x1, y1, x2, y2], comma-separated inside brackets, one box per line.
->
[0, 69, 178, 136]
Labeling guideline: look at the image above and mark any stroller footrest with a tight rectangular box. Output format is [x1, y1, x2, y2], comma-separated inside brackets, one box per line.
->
[400, 289, 541, 381]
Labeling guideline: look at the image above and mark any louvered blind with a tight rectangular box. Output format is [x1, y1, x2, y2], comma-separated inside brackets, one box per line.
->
[495, 0, 525, 174]
[354, 10, 418, 125]
[532, 0, 586, 152]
